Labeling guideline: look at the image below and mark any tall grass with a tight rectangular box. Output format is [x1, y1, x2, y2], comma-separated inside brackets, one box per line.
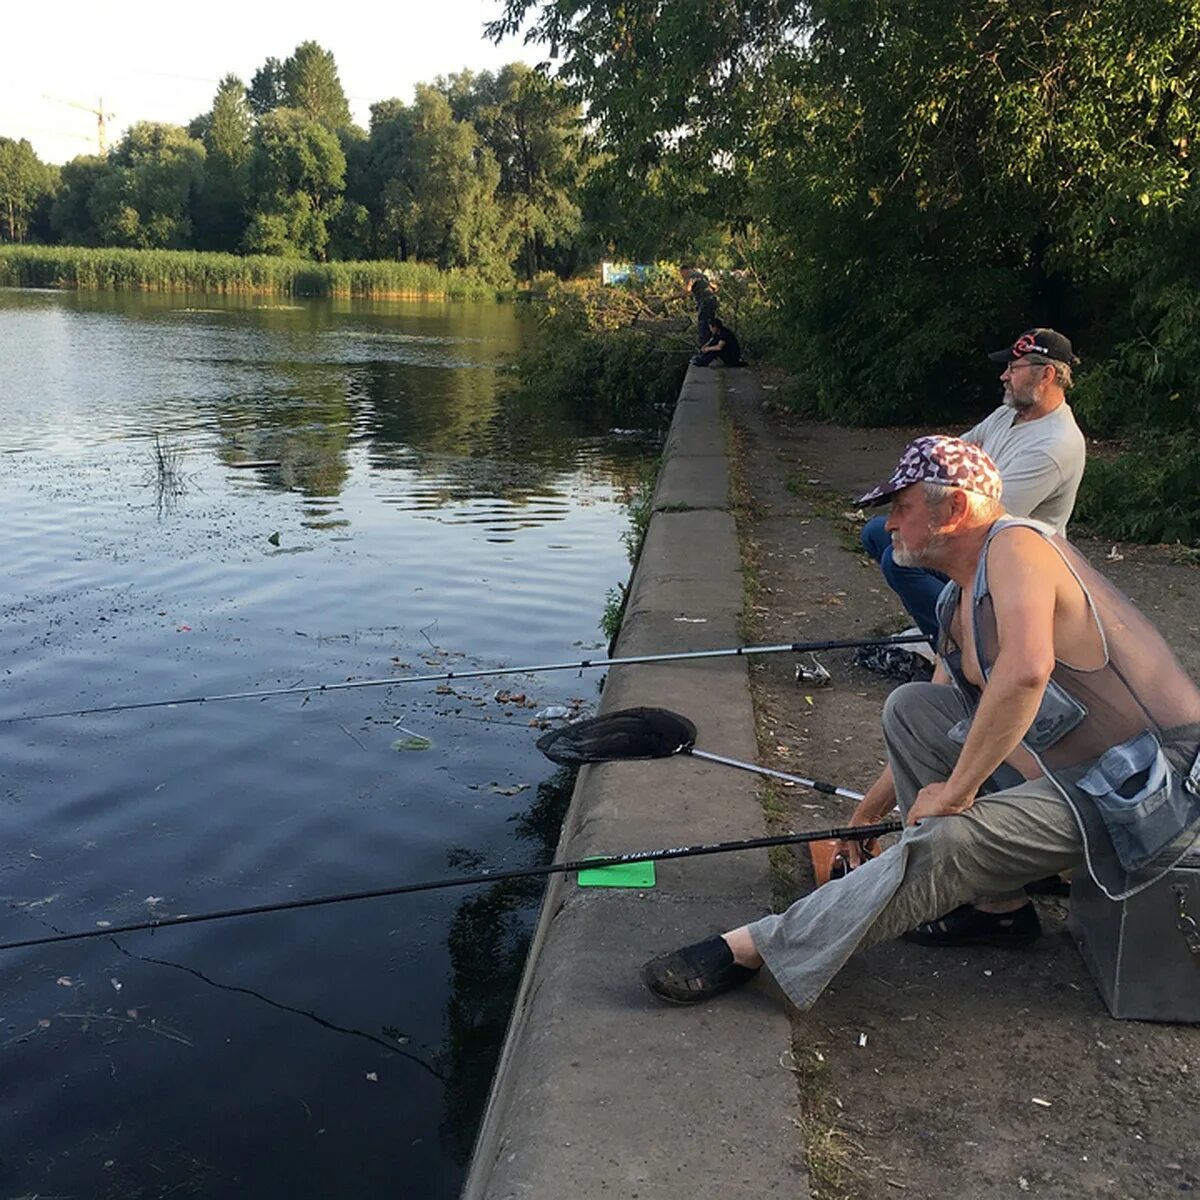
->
[0, 245, 498, 300]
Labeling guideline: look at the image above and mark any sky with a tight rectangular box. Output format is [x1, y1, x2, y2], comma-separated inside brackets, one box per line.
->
[1, 0, 543, 164]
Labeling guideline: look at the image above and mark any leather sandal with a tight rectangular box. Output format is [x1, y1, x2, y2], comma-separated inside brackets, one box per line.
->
[640, 935, 760, 1004]
[903, 902, 1042, 948]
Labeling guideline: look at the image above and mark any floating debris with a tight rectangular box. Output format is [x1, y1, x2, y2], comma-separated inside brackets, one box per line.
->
[392, 734, 433, 752]
[488, 783, 529, 797]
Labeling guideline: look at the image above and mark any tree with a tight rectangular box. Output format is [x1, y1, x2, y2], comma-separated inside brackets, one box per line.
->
[50, 155, 107, 245]
[248, 57, 286, 117]
[244, 109, 346, 259]
[330, 125, 373, 259]
[441, 64, 584, 279]
[365, 87, 512, 277]
[281, 41, 354, 129]
[490, 0, 1200, 422]
[195, 74, 253, 250]
[51, 124, 207, 249]
[0, 138, 58, 242]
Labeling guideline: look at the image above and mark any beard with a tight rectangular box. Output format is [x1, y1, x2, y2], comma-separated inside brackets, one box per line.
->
[1003, 385, 1036, 412]
[892, 528, 946, 568]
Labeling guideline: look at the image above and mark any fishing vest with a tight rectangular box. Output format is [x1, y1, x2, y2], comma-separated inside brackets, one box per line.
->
[935, 517, 1200, 900]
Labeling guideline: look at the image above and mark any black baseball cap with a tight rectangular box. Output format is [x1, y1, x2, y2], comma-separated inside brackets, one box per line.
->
[988, 328, 1079, 365]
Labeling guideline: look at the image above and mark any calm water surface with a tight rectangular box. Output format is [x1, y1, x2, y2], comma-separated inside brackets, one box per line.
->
[0, 289, 662, 1198]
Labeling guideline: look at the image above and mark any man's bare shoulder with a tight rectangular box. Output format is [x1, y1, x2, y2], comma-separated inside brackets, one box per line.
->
[985, 524, 1065, 580]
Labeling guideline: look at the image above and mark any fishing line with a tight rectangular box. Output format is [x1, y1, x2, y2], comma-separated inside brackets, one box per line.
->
[0, 632, 929, 724]
[110, 940, 447, 1083]
[0, 821, 901, 953]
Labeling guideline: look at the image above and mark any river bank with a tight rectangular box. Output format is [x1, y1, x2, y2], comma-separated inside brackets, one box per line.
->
[463, 366, 807, 1200]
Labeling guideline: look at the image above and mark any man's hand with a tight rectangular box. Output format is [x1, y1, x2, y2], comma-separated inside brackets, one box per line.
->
[830, 833, 879, 873]
[906, 781, 974, 826]
[830, 764, 896, 871]
[830, 812, 883, 870]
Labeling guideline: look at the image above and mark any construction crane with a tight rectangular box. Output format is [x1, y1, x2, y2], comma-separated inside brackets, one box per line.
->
[43, 95, 116, 155]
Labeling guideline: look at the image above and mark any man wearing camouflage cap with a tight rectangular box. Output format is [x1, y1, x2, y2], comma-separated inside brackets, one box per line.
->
[861, 328, 1086, 641]
[641, 436, 1200, 1009]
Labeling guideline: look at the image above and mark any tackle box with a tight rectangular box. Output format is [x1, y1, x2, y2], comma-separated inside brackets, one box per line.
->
[1069, 849, 1200, 1022]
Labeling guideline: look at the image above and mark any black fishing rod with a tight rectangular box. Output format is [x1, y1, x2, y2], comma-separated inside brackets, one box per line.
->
[0, 820, 900, 953]
[0, 633, 929, 724]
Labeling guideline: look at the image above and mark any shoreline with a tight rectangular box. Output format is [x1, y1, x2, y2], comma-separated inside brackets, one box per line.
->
[462, 367, 807, 1200]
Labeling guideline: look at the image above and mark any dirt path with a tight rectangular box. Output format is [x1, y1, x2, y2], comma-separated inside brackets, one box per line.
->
[720, 372, 1200, 1200]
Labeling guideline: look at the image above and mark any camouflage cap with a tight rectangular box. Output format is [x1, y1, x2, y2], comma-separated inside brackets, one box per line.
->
[856, 435, 1004, 508]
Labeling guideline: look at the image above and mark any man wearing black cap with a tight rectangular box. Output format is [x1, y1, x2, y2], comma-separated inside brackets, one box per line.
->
[860, 327, 1087, 641]
[971, 327, 1086, 535]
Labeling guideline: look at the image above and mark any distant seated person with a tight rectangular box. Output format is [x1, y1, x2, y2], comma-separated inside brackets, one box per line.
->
[861, 327, 1086, 641]
[691, 319, 746, 368]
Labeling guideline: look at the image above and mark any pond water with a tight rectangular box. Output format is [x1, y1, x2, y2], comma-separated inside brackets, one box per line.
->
[0, 289, 662, 1198]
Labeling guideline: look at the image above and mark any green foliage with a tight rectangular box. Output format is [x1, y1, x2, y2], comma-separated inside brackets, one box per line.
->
[601, 460, 659, 641]
[1074, 435, 1200, 545]
[0, 244, 496, 299]
[0, 138, 58, 243]
[50, 156, 107, 246]
[599, 585, 626, 642]
[51, 123, 207, 250]
[503, 279, 689, 428]
[244, 109, 345, 259]
[441, 64, 586, 279]
[494, 0, 1200, 540]
[280, 41, 354, 129]
[11, 47, 599, 286]
[248, 57, 286, 118]
[195, 75, 253, 252]
[364, 87, 512, 280]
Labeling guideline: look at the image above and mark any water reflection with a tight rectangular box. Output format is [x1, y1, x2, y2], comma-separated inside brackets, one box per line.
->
[0, 288, 663, 1200]
[437, 765, 577, 1164]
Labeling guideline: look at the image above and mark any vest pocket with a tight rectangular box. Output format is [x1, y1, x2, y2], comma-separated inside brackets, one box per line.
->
[1076, 730, 1184, 869]
[1023, 678, 1087, 751]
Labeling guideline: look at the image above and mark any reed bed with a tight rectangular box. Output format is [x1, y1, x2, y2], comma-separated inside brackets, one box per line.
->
[0, 245, 498, 301]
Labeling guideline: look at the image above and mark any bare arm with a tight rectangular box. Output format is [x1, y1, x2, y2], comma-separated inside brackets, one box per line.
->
[835, 654, 952, 863]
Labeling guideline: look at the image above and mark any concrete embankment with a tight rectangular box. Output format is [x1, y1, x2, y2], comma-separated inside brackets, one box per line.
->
[462, 367, 808, 1200]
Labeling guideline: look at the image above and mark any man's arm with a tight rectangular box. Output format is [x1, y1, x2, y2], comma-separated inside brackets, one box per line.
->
[906, 529, 1057, 823]
[960, 417, 988, 445]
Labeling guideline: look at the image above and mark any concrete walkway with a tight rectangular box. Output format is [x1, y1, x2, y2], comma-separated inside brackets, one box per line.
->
[462, 367, 807, 1199]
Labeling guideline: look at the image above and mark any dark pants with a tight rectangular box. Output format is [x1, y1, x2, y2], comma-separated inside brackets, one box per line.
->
[860, 514, 948, 640]
[691, 351, 721, 367]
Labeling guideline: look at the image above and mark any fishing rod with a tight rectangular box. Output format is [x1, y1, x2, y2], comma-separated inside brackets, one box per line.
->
[0, 633, 929, 725]
[0, 820, 901, 953]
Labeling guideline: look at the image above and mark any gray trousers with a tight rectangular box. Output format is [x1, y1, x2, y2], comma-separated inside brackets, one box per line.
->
[748, 683, 1084, 1009]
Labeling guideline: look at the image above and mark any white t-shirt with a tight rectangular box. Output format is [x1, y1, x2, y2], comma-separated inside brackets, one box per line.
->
[961, 403, 1086, 536]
